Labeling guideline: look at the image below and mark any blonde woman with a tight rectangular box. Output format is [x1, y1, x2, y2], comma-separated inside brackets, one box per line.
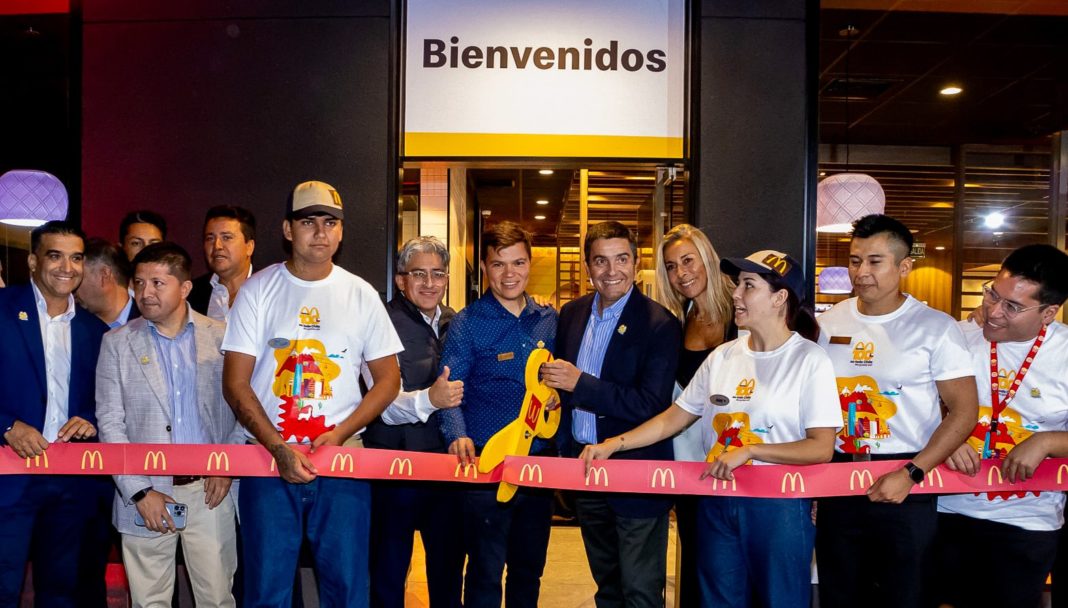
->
[655, 224, 735, 607]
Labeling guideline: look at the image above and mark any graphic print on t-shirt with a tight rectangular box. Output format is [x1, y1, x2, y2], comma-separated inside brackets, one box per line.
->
[836, 375, 898, 454]
[271, 338, 341, 442]
[706, 412, 765, 462]
[967, 381, 1040, 502]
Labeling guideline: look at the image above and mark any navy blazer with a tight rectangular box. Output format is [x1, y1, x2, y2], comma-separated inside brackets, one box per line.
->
[555, 287, 681, 518]
[0, 283, 108, 506]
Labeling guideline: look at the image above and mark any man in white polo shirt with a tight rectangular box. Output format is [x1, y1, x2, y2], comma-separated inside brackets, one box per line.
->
[814, 214, 978, 608]
[934, 244, 1068, 608]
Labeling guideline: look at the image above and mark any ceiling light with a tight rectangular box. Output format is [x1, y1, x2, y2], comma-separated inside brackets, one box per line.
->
[817, 173, 886, 233]
[534, 215, 546, 220]
[536, 199, 549, 206]
[935, 246, 946, 251]
[538, 169, 554, 175]
[0, 169, 69, 227]
[940, 86, 962, 96]
[984, 212, 1005, 229]
[818, 266, 852, 295]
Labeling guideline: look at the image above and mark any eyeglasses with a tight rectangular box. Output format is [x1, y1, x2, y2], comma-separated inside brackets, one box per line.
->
[399, 269, 449, 284]
[981, 281, 1047, 319]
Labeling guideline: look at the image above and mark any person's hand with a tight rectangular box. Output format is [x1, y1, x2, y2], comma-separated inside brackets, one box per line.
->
[541, 360, 582, 392]
[449, 437, 476, 467]
[269, 443, 317, 483]
[136, 490, 177, 534]
[1004, 433, 1050, 483]
[3, 420, 49, 458]
[579, 438, 623, 475]
[57, 416, 96, 442]
[428, 366, 464, 409]
[967, 305, 987, 326]
[866, 468, 915, 503]
[309, 428, 345, 453]
[701, 447, 750, 481]
[203, 477, 232, 509]
[943, 443, 981, 477]
[545, 392, 560, 411]
[530, 294, 554, 309]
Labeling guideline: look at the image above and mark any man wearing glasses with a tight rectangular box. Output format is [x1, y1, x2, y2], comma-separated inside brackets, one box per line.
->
[362, 236, 466, 608]
[815, 214, 978, 608]
[935, 244, 1068, 608]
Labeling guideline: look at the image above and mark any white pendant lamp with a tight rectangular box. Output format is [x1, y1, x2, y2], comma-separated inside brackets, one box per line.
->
[0, 169, 69, 227]
[817, 173, 885, 233]
[818, 266, 852, 294]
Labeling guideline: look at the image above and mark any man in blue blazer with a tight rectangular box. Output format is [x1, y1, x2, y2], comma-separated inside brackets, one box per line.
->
[0, 221, 108, 607]
[543, 221, 682, 608]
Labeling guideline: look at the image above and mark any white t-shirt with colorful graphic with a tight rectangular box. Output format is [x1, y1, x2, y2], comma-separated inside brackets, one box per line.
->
[938, 320, 1068, 531]
[675, 333, 842, 462]
[221, 263, 403, 443]
[817, 296, 973, 455]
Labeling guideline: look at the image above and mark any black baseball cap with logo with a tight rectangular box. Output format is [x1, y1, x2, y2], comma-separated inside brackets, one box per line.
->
[720, 250, 805, 301]
[287, 180, 344, 220]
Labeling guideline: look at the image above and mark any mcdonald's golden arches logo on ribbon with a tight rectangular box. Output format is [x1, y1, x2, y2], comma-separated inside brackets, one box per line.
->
[519, 463, 543, 484]
[988, 465, 1004, 486]
[919, 467, 943, 489]
[80, 449, 104, 471]
[849, 469, 874, 491]
[389, 458, 413, 477]
[454, 463, 478, 479]
[206, 451, 230, 472]
[650, 467, 676, 489]
[331, 453, 354, 473]
[586, 466, 610, 487]
[25, 453, 49, 469]
[710, 477, 737, 492]
[781, 472, 805, 494]
[1057, 464, 1068, 485]
[144, 450, 167, 471]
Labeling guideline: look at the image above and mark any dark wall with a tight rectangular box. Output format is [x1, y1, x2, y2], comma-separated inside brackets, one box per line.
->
[81, 1, 395, 291]
[694, 0, 818, 292]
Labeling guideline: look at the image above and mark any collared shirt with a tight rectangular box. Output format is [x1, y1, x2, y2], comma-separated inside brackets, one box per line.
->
[572, 286, 634, 444]
[31, 280, 75, 442]
[379, 304, 442, 425]
[148, 305, 208, 445]
[439, 291, 558, 449]
[109, 296, 134, 329]
[206, 266, 253, 321]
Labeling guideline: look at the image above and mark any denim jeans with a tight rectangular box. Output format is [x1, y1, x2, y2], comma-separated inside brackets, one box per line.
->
[239, 475, 371, 608]
[697, 496, 815, 608]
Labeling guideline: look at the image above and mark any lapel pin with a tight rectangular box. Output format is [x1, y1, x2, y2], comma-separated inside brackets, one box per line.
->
[1031, 388, 1042, 398]
[18, 311, 28, 321]
[617, 324, 627, 335]
[140, 355, 150, 365]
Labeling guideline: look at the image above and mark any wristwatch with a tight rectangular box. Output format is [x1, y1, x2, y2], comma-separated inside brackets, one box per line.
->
[903, 462, 924, 484]
[131, 487, 152, 503]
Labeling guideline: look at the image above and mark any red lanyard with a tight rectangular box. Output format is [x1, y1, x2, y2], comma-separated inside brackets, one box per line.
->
[988, 324, 1047, 430]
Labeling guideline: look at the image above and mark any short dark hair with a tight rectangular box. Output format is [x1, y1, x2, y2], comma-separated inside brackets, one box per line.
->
[131, 241, 192, 282]
[31, 220, 85, 253]
[1001, 244, 1068, 307]
[119, 210, 167, 242]
[851, 214, 913, 261]
[481, 221, 531, 262]
[204, 205, 256, 242]
[84, 237, 131, 286]
[584, 221, 637, 263]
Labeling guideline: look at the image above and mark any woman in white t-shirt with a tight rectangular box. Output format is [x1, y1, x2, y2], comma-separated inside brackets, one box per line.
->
[581, 250, 841, 608]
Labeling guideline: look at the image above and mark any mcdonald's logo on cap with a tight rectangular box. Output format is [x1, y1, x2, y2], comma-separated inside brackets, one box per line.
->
[80, 449, 104, 471]
[331, 453, 354, 473]
[1057, 463, 1068, 485]
[25, 453, 49, 469]
[519, 463, 543, 484]
[919, 467, 944, 489]
[710, 477, 737, 492]
[651, 467, 676, 489]
[144, 450, 167, 471]
[781, 472, 806, 494]
[987, 465, 1004, 486]
[761, 253, 790, 276]
[389, 458, 413, 477]
[849, 469, 874, 491]
[586, 466, 610, 488]
[206, 451, 230, 472]
[455, 463, 479, 479]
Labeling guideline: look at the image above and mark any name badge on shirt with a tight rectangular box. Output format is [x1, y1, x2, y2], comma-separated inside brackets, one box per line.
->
[497, 352, 515, 362]
[829, 336, 852, 345]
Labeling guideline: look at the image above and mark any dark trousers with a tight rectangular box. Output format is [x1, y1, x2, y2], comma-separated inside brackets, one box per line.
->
[370, 481, 465, 608]
[1052, 499, 1068, 608]
[0, 477, 91, 608]
[573, 494, 668, 608]
[674, 497, 701, 608]
[462, 485, 553, 608]
[76, 476, 117, 608]
[816, 494, 938, 608]
[934, 512, 1058, 608]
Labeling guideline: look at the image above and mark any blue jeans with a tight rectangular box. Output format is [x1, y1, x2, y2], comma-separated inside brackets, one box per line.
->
[463, 486, 553, 608]
[239, 476, 371, 608]
[697, 496, 814, 608]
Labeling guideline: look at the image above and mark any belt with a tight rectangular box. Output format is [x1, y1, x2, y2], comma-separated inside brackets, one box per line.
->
[172, 475, 204, 486]
[831, 451, 918, 463]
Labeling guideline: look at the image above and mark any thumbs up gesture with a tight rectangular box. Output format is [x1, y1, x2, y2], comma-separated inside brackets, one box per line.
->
[428, 366, 464, 409]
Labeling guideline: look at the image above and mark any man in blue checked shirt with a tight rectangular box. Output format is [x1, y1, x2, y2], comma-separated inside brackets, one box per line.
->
[542, 221, 682, 608]
[438, 221, 558, 608]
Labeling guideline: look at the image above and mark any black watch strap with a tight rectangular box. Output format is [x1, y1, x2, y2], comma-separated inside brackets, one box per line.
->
[904, 462, 924, 484]
[131, 487, 152, 503]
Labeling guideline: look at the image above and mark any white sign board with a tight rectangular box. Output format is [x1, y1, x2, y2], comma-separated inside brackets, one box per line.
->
[404, 0, 686, 159]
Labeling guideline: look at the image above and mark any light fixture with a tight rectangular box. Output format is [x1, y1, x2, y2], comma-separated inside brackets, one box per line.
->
[818, 266, 852, 295]
[935, 246, 946, 251]
[940, 86, 962, 96]
[538, 169, 554, 175]
[0, 169, 69, 227]
[984, 212, 1005, 229]
[534, 215, 546, 220]
[816, 25, 886, 234]
[536, 199, 549, 206]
